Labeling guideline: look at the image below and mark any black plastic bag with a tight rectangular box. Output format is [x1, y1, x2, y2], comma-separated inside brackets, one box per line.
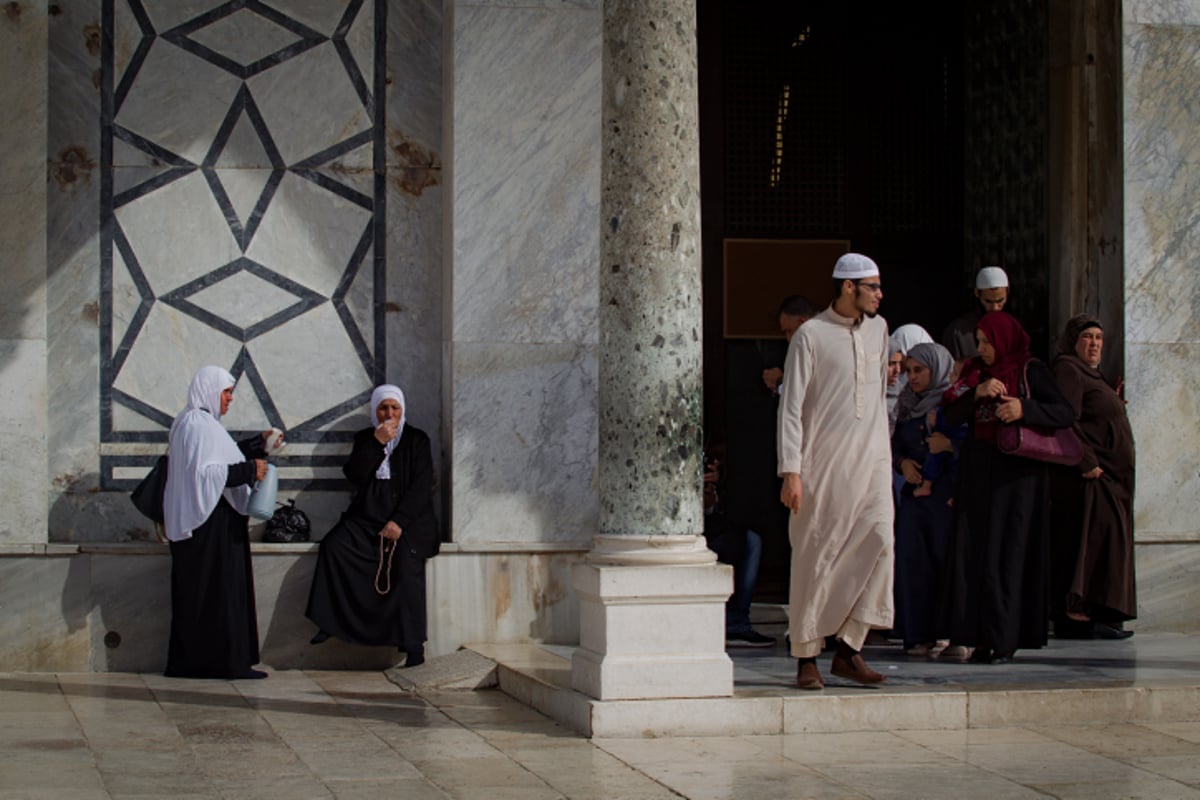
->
[263, 499, 311, 543]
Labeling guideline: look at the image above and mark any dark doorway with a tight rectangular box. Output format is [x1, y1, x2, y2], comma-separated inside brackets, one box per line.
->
[698, 1, 1068, 601]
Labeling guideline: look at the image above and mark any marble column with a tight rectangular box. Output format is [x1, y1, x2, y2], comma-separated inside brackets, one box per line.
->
[0, 0, 49, 544]
[571, 0, 732, 700]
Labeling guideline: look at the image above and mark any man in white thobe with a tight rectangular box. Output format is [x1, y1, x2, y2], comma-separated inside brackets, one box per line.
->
[778, 253, 895, 689]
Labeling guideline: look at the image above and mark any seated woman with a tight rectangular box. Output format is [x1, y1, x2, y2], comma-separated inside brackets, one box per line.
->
[163, 365, 271, 680]
[938, 312, 1075, 664]
[306, 384, 439, 667]
[891, 342, 961, 656]
[1050, 314, 1136, 638]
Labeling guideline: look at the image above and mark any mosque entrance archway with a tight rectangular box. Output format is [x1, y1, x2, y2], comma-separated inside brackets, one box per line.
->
[697, 0, 1122, 601]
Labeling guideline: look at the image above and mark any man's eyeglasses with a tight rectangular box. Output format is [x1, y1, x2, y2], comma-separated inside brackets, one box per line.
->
[855, 281, 882, 294]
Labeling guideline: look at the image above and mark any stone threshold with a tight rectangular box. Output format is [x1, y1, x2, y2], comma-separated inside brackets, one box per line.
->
[465, 642, 1200, 738]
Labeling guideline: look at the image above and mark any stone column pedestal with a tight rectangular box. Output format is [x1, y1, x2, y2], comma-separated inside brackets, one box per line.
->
[571, 536, 732, 701]
[569, 0, 731, 701]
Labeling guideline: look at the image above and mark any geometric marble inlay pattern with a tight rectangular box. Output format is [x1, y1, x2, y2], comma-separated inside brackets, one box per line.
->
[100, 0, 386, 490]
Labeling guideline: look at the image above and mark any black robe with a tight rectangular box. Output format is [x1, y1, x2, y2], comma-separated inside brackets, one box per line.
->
[940, 359, 1075, 654]
[306, 425, 439, 650]
[1050, 355, 1137, 623]
[165, 437, 263, 679]
[892, 414, 956, 649]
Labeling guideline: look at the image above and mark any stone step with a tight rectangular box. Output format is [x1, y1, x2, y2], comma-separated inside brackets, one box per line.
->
[466, 633, 1200, 738]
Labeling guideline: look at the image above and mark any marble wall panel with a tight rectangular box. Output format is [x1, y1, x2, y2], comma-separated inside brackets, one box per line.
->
[1123, 20, 1200, 346]
[46, 0, 110, 536]
[451, 342, 598, 545]
[0, 0, 48, 342]
[1124, 16, 1200, 547]
[387, 0, 441, 162]
[427, 550, 583, 655]
[0, 1, 49, 544]
[1124, 0, 1200, 25]
[0, 341, 49, 543]
[1125, 343, 1200, 537]
[37, 0, 444, 541]
[1133, 543, 1200, 631]
[450, 2, 601, 346]
[88, 552, 171, 671]
[0, 556, 92, 671]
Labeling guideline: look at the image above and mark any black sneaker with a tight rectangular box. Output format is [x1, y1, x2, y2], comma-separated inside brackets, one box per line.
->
[726, 630, 775, 648]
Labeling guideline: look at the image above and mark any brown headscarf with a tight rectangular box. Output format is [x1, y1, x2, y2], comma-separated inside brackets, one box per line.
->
[1058, 313, 1103, 356]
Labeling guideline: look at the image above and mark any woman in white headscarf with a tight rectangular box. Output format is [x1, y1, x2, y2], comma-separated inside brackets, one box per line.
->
[306, 384, 439, 667]
[887, 324, 935, 434]
[164, 365, 271, 679]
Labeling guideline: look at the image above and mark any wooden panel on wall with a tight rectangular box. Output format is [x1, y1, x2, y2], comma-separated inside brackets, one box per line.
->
[722, 238, 848, 338]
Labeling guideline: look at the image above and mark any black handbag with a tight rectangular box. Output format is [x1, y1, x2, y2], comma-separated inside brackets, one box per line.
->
[130, 454, 168, 523]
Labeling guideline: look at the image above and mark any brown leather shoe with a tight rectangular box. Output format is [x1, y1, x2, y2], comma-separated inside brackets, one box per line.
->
[796, 660, 824, 690]
[830, 652, 887, 685]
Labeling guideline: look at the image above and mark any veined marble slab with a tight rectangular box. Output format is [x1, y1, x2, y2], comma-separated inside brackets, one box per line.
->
[450, 2, 601, 346]
[450, 341, 598, 545]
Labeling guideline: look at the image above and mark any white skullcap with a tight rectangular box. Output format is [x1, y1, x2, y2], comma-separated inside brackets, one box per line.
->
[976, 266, 1009, 289]
[832, 253, 879, 280]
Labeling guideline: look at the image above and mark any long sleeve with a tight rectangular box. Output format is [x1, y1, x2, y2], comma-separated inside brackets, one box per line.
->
[777, 331, 813, 476]
[389, 431, 434, 531]
[343, 429, 387, 487]
[1021, 360, 1076, 430]
[1052, 359, 1101, 473]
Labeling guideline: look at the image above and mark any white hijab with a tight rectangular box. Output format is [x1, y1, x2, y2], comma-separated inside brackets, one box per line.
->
[370, 384, 406, 479]
[886, 324, 934, 431]
[164, 366, 250, 541]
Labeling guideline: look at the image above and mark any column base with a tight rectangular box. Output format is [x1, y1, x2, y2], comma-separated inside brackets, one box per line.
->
[570, 537, 733, 700]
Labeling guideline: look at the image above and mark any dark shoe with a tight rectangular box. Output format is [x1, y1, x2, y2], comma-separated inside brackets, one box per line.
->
[726, 629, 775, 648]
[989, 651, 1015, 665]
[969, 647, 993, 664]
[796, 660, 824, 690]
[1094, 622, 1134, 640]
[830, 653, 886, 685]
[236, 668, 268, 680]
[401, 650, 425, 668]
[310, 630, 331, 645]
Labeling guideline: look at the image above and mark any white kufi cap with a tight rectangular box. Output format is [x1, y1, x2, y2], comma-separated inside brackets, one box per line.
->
[832, 253, 879, 280]
[976, 266, 1009, 289]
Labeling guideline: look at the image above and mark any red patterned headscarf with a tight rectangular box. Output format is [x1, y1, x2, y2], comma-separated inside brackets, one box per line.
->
[946, 311, 1032, 440]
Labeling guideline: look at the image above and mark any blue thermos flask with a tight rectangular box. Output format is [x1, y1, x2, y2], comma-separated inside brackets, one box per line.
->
[248, 463, 278, 520]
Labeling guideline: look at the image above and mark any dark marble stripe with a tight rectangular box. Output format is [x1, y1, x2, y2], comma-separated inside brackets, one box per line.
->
[290, 130, 373, 169]
[372, 0, 387, 385]
[292, 169, 373, 209]
[232, 347, 285, 431]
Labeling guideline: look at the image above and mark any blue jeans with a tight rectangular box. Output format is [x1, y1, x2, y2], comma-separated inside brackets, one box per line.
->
[706, 528, 762, 634]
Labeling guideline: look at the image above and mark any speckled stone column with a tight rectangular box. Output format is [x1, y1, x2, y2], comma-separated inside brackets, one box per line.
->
[594, 0, 706, 558]
[572, 0, 732, 700]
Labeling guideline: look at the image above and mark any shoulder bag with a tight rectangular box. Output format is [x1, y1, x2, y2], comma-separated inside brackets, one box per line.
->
[995, 360, 1083, 466]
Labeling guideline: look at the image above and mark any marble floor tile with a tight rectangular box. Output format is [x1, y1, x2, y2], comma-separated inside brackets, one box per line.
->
[1033, 722, 1200, 758]
[1146, 721, 1200, 744]
[812, 762, 1050, 800]
[1028, 775, 1200, 799]
[6, 669, 1200, 800]
[748, 730, 957, 765]
[1122, 754, 1200, 785]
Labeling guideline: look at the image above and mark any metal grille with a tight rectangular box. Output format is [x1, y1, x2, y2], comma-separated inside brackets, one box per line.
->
[723, 7, 846, 236]
[962, 0, 1050, 348]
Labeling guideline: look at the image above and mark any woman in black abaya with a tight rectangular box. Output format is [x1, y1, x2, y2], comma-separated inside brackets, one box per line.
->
[939, 312, 1075, 664]
[306, 384, 439, 666]
[163, 365, 270, 680]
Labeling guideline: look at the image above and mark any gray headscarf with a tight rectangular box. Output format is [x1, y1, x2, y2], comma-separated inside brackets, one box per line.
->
[895, 342, 955, 423]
